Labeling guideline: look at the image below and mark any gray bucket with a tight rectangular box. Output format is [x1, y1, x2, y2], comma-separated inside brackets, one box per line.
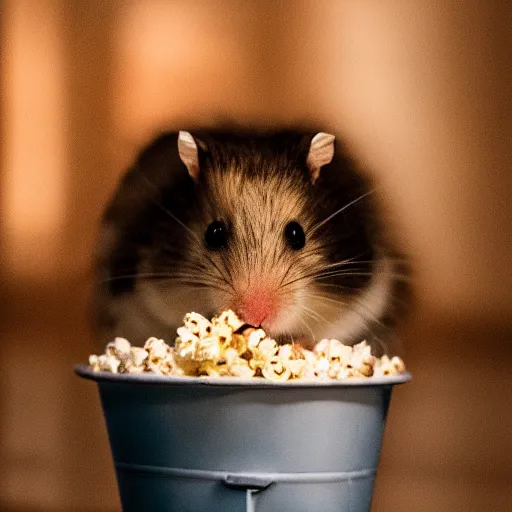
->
[75, 365, 411, 512]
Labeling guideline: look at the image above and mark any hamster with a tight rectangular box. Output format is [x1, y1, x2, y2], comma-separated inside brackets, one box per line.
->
[91, 128, 408, 352]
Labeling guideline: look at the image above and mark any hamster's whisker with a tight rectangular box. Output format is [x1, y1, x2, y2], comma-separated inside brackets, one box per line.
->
[304, 293, 346, 310]
[297, 309, 321, 328]
[309, 190, 375, 236]
[311, 259, 381, 271]
[278, 256, 377, 289]
[154, 276, 231, 291]
[103, 270, 232, 293]
[101, 271, 215, 283]
[279, 264, 330, 289]
[201, 254, 236, 293]
[302, 294, 350, 322]
[310, 290, 387, 327]
[218, 251, 235, 288]
[294, 315, 316, 344]
[297, 304, 326, 324]
[313, 256, 366, 270]
[277, 261, 295, 288]
[279, 274, 314, 290]
[173, 281, 231, 293]
[312, 268, 374, 278]
[313, 270, 375, 279]
[306, 306, 330, 325]
[316, 282, 409, 308]
[154, 268, 228, 283]
[312, 256, 410, 271]
[101, 273, 153, 283]
[279, 266, 402, 291]
[355, 324, 389, 355]
[351, 300, 391, 331]
[372, 335, 390, 357]
[135, 170, 202, 245]
[314, 270, 410, 282]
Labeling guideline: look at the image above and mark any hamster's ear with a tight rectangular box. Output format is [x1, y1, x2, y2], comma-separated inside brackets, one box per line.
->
[178, 131, 200, 181]
[306, 132, 335, 183]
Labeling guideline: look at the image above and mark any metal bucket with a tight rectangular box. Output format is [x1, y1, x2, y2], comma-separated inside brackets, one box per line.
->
[75, 365, 411, 512]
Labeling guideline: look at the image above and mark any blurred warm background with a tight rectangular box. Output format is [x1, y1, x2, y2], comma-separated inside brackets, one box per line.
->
[1, 1, 511, 511]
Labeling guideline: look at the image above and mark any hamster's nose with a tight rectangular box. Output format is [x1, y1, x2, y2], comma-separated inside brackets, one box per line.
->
[238, 288, 276, 327]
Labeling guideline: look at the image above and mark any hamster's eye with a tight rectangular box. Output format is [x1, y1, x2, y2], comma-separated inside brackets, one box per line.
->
[284, 221, 306, 250]
[205, 220, 228, 250]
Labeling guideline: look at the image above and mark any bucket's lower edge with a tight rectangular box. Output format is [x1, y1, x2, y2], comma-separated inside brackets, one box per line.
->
[115, 461, 376, 484]
[115, 463, 377, 511]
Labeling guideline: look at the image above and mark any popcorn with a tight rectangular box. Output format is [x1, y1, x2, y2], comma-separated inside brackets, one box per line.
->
[196, 337, 222, 361]
[258, 337, 278, 356]
[130, 347, 149, 367]
[211, 324, 232, 346]
[122, 347, 148, 374]
[125, 364, 146, 375]
[337, 366, 359, 379]
[374, 355, 406, 377]
[144, 337, 177, 375]
[184, 312, 212, 338]
[88, 310, 406, 381]
[247, 328, 267, 348]
[198, 351, 254, 379]
[246, 349, 267, 374]
[278, 344, 311, 378]
[89, 355, 101, 372]
[221, 347, 239, 366]
[145, 337, 170, 360]
[391, 356, 406, 373]
[199, 360, 231, 377]
[349, 341, 376, 377]
[106, 337, 131, 359]
[286, 359, 307, 377]
[245, 338, 278, 375]
[228, 359, 255, 379]
[314, 338, 353, 365]
[262, 357, 292, 381]
[175, 328, 200, 360]
[90, 354, 121, 373]
[314, 357, 331, 379]
[228, 334, 247, 355]
[212, 309, 244, 332]
[104, 355, 121, 373]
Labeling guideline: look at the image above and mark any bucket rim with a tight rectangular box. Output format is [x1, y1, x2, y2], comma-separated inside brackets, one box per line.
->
[74, 364, 411, 389]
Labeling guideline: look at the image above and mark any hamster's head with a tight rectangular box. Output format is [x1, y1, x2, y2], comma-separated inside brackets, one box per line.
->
[138, 129, 396, 347]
